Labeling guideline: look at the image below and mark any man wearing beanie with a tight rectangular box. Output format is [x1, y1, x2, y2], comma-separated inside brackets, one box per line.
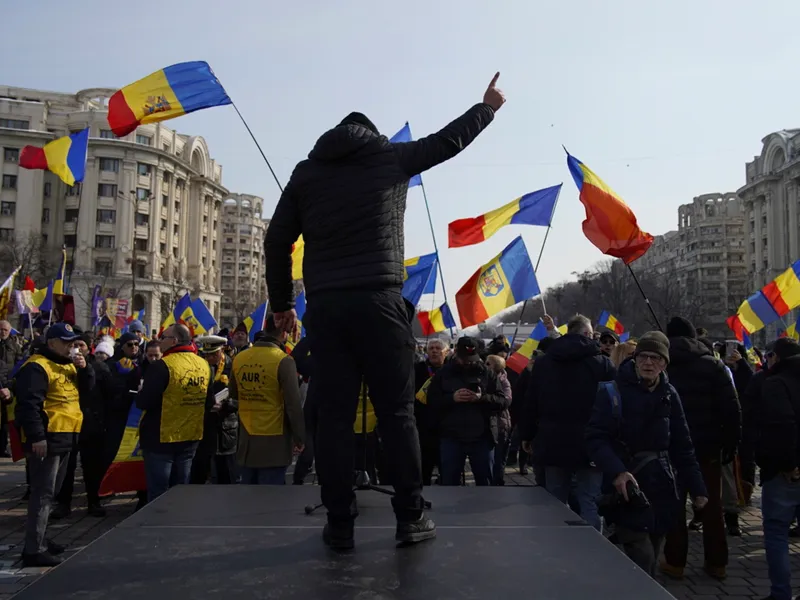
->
[264, 75, 507, 549]
[661, 316, 741, 581]
[755, 337, 800, 600]
[587, 330, 707, 577]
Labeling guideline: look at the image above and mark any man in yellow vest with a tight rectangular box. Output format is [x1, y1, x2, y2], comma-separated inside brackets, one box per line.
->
[137, 323, 215, 501]
[232, 315, 305, 485]
[15, 323, 94, 567]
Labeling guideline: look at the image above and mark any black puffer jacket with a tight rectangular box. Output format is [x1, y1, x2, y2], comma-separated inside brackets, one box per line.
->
[264, 104, 496, 312]
[756, 356, 800, 482]
[522, 334, 616, 469]
[666, 336, 741, 459]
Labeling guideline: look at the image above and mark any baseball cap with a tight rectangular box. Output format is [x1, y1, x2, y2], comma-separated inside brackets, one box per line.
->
[599, 330, 619, 343]
[46, 323, 80, 342]
[455, 337, 482, 363]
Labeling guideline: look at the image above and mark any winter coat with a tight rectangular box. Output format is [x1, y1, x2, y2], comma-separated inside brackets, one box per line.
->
[586, 360, 707, 534]
[666, 336, 741, 459]
[756, 355, 800, 482]
[414, 360, 444, 437]
[496, 370, 512, 436]
[264, 104, 496, 312]
[81, 357, 114, 436]
[426, 360, 510, 445]
[522, 334, 616, 468]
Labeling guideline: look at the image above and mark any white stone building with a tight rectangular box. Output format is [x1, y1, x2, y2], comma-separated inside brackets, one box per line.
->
[0, 85, 260, 332]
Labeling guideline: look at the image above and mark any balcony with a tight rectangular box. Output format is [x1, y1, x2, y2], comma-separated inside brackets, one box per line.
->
[137, 200, 150, 214]
[159, 230, 166, 243]
[135, 224, 149, 238]
[161, 206, 168, 219]
[223, 255, 235, 263]
[63, 221, 77, 234]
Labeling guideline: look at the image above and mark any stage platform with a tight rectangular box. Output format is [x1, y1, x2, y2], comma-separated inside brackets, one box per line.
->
[15, 485, 674, 599]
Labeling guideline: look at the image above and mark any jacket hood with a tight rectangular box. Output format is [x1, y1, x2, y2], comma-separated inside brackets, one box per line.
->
[308, 123, 383, 162]
[547, 333, 601, 362]
[668, 336, 711, 365]
[771, 354, 800, 379]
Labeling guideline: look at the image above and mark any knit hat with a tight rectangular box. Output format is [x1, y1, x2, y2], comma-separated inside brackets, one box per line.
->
[234, 322, 248, 335]
[338, 112, 379, 135]
[666, 316, 697, 339]
[95, 341, 114, 357]
[118, 332, 139, 346]
[773, 337, 800, 360]
[635, 331, 670, 364]
[128, 320, 146, 334]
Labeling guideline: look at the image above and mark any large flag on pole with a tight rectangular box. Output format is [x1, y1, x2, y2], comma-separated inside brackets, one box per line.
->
[402, 253, 438, 306]
[455, 236, 540, 328]
[417, 303, 456, 336]
[53, 247, 68, 295]
[19, 129, 88, 186]
[389, 123, 422, 188]
[99, 405, 146, 496]
[597, 311, 625, 334]
[243, 302, 268, 342]
[108, 62, 232, 137]
[566, 151, 653, 264]
[0, 266, 21, 320]
[506, 320, 548, 373]
[448, 184, 561, 248]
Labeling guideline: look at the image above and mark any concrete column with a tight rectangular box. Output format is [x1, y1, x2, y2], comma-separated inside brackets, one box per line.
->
[788, 180, 799, 262]
[754, 196, 763, 284]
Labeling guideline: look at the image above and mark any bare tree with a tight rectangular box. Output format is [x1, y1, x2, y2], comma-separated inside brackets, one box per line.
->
[0, 233, 58, 284]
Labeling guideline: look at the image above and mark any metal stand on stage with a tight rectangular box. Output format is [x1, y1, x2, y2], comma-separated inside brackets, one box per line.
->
[304, 383, 432, 515]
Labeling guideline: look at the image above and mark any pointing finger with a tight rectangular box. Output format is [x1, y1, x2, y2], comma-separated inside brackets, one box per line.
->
[489, 72, 500, 88]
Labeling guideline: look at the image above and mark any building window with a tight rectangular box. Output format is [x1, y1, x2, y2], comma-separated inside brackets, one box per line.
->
[162, 194, 168, 207]
[67, 183, 82, 196]
[135, 213, 149, 227]
[137, 163, 152, 176]
[99, 129, 116, 139]
[160, 218, 167, 230]
[99, 158, 120, 172]
[0, 202, 14, 216]
[160, 243, 166, 254]
[175, 200, 181, 212]
[173, 224, 179, 235]
[135, 238, 148, 252]
[135, 134, 151, 146]
[135, 263, 146, 278]
[97, 183, 117, 197]
[202, 236, 207, 245]
[3, 148, 19, 162]
[162, 142, 170, 152]
[212, 240, 217, 250]
[1, 175, 17, 189]
[41, 208, 50, 223]
[0, 119, 28, 130]
[95, 260, 112, 276]
[0, 229, 13, 241]
[64, 234, 76, 247]
[163, 171, 171, 184]
[136, 188, 149, 201]
[203, 215, 208, 224]
[44, 182, 51, 197]
[65, 209, 79, 221]
[95, 235, 115, 249]
[226, 237, 233, 244]
[96, 209, 116, 224]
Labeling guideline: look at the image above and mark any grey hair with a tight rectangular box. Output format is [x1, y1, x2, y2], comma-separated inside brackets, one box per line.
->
[174, 323, 192, 345]
[567, 314, 593, 336]
[427, 339, 446, 351]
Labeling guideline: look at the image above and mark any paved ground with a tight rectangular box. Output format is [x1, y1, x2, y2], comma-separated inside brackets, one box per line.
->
[0, 456, 794, 599]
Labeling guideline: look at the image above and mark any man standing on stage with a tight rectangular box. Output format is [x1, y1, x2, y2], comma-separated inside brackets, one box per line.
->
[265, 73, 506, 549]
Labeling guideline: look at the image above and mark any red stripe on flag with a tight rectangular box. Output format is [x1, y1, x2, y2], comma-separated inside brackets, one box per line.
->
[417, 311, 435, 336]
[762, 281, 790, 316]
[614, 321, 625, 335]
[455, 269, 490, 328]
[506, 352, 530, 374]
[99, 461, 146, 496]
[580, 184, 653, 264]
[18, 146, 48, 170]
[107, 90, 139, 137]
[726, 315, 744, 342]
[448, 215, 488, 248]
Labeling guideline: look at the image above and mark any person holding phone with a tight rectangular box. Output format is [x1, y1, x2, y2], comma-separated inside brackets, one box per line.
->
[426, 337, 510, 486]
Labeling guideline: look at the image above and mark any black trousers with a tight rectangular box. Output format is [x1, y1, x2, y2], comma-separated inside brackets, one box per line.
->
[293, 396, 317, 484]
[305, 289, 423, 522]
[56, 433, 105, 507]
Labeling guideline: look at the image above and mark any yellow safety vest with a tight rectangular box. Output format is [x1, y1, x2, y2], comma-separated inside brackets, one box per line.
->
[354, 384, 377, 434]
[234, 345, 285, 436]
[160, 352, 210, 443]
[24, 355, 83, 434]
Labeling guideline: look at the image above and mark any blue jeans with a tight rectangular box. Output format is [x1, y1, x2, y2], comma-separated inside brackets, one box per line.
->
[762, 476, 800, 600]
[440, 438, 494, 486]
[544, 466, 603, 531]
[239, 466, 287, 485]
[143, 443, 197, 502]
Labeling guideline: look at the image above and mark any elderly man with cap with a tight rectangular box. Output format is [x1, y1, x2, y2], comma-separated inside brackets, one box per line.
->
[587, 331, 707, 577]
[427, 336, 510, 487]
[14, 323, 95, 567]
[190, 335, 238, 485]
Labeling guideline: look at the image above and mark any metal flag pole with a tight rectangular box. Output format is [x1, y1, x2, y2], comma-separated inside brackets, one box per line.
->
[230, 101, 285, 194]
[626, 263, 663, 332]
[509, 187, 562, 347]
[419, 180, 455, 337]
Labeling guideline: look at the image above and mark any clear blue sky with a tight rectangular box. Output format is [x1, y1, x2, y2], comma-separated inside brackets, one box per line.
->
[3, 1, 797, 309]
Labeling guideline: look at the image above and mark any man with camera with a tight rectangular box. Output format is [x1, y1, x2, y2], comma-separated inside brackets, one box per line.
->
[586, 331, 708, 577]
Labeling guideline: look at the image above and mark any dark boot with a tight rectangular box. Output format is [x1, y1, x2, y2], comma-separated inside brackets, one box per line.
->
[725, 512, 741, 536]
[50, 503, 71, 520]
[46, 539, 66, 555]
[21, 551, 62, 567]
[396, 516, 437, 544]
[322, 521, 354, 551]
[88, 503, 106, 518]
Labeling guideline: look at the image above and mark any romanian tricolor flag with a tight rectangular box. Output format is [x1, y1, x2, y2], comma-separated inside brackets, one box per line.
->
[180, 298, 217, 336]
[726, 314, 745, 342]
[448, 184, 561, 248]
[108, 61, 232, 137]
[566, 151, 653, 264]
[417, 303, 456, 336]
[619, 332, 631, 343]
[53, 247, 67, 295]
[403, 253, 438, 307]
[160, 293, 192, 334]
[99, 405, 146, 496]
[786, 314, 800, 341]
[597, 311, 625, 335]
[506, 320, 548, 373]
[243, 301, 268, 342]
[455, 236, 540, 328]
[19, 128, 88, 186]
[0, 266, 21, 321]
[736, 290, 781, 335]
[291, 236, 304, 281]
[761, 260, 800, 318]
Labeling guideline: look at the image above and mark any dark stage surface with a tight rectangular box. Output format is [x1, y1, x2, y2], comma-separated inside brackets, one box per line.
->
[16, 486, 675, 599]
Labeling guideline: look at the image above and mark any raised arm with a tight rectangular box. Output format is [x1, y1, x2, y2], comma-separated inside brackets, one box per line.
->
[264, 182, 302, 315]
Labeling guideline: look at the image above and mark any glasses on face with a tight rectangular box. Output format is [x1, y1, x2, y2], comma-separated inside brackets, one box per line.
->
[125, 342, 138, 348]
[636, 353, 665, 365]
